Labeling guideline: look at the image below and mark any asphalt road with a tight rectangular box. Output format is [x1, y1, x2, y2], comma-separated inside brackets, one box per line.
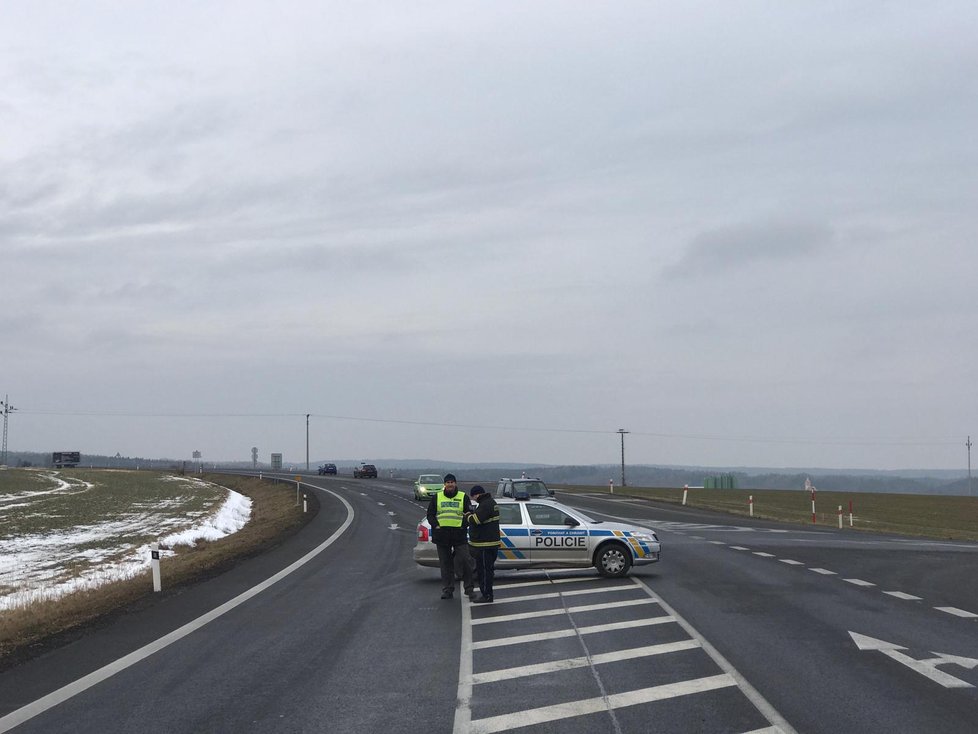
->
[1, 475, 976, 733]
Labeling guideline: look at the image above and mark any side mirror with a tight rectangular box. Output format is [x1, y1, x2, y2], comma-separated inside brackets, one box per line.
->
[563, 517, 580, 527]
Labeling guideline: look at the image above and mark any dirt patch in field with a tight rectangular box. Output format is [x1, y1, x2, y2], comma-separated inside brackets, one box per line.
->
[0, 474, 315, 670]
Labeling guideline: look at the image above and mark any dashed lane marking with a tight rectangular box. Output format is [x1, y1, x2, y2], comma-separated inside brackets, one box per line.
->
[470, 640, 702, 684]
[779, 559, 804, 565]
[843, 578, 876, 587]
[935, 606, 978, 618]
[730, 546, 750, 551]
[471, 616, 677, 650]
[809, 568, 837, 575]
[884, 591, 922, 600]
[753, 552, 775, 557]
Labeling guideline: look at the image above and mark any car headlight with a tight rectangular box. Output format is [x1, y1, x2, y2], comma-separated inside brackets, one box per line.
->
[632, 533, 658, 543]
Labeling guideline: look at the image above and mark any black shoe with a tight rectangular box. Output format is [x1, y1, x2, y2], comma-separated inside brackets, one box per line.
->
[441, 590, 453, 599]
[465, 589, 476, 599]
[473, 596, 494, 603]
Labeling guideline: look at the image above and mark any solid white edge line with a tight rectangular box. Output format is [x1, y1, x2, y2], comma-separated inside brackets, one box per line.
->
[453, 586, 474, 734]
[0, 483, 355, 734]
[631, 577, 798, 734]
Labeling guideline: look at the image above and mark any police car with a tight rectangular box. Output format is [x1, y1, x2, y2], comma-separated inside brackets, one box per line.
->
[413, 496, 660, 577]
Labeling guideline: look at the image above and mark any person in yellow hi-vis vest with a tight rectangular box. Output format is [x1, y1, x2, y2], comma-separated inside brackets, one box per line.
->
[425, 473, 475, 600]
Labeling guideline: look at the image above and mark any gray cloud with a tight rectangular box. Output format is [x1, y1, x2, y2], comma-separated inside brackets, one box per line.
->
[669, 221, 834, 278]
[1, 2, 975, 470]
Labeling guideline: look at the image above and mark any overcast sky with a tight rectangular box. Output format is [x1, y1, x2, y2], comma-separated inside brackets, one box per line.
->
[2, 2, 976, 471]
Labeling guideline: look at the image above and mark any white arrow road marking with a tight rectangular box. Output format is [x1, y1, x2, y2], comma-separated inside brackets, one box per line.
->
[849, 632, 977, 689]
[377, 502, 386, 506]
[389, 523, 399, 530]
[388, 511, 395, 516]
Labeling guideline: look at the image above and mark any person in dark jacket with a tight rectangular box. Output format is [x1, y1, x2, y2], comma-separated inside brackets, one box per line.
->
[467, 485, 500, 603]
[426, 473, 475, 600]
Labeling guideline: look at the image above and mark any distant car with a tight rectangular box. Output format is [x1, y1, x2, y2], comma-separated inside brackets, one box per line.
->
[497, 478, 555, 499]
[414, 474, 444, 501]
[318, 463, 337, 475]
[414, 497, 660, 577]
[354, 463, 378, 478]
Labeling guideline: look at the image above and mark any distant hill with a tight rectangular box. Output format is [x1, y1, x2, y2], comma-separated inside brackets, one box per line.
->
[2, 451, 971, 496]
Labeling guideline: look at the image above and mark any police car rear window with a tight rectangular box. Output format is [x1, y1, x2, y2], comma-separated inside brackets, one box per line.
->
[498, 504, 523, 524]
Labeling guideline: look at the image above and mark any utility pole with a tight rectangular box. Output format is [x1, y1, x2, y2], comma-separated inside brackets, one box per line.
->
[968, 436, 973, 497]
[306, 414, 311, 472]
[617, 428, 629, 487]
[1, 395, 16, 467]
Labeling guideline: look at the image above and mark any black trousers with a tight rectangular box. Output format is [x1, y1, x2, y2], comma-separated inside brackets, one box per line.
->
[436, 542, 473, 595]
[471, 546, 497, 600]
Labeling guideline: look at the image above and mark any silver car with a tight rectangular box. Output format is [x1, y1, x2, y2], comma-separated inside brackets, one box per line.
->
[413, 497, 660, 578]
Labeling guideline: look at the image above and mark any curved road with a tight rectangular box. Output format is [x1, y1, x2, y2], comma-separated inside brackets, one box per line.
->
[1, 475, 976, 733]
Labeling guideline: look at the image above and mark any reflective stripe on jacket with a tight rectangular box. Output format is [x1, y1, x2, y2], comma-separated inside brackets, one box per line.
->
[469, 496, 501, 548]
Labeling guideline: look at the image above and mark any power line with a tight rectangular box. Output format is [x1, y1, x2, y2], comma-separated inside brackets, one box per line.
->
[13, 406, 963, 448]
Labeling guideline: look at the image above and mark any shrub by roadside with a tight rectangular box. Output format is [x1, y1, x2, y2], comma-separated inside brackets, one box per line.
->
[0, 473, 313, 668]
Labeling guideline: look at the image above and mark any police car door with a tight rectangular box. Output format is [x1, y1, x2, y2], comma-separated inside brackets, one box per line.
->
[525, 503, 589, 566]
[495, 502, 533, 566]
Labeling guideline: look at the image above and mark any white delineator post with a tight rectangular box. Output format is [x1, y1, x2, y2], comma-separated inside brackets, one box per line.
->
[151, 543, 161, 593]
[749, 495, 754, 517]
[609, 479, 614, 494]
[303, 493, 308, 513]
[811, 489, 817, 524]
[682, 484, 689, 506]
[849, 500, 854, 527]
[838, 505, 843, 529]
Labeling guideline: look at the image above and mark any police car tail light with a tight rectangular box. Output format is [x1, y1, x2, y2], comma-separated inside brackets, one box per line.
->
[418, 524, 430, 542]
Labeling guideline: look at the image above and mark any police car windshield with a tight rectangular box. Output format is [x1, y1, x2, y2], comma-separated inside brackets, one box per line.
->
[514, 481, 548, 496]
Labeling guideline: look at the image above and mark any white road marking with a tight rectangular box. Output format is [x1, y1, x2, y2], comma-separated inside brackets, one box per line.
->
[753, 552, 775, 558]
[632, 578, 799, 734]
[850, 631, 976, 689]
[884, 591, 922, 600]
[935, 606, 978, 618]
[809, 568, 837, 575]
[730, 546, 751, 551]
[471, 616, 677, 650]
[496, 576, 596, 590]
[470, 640, 701, 684]
[779, 559, 804, 565]
[453, 579, 474, 734]
[488, 585, 635, 605]
[472, 598, 657, 625]
[0, 483, 356, 734]
[468, 674, 737, 734]
[844, 578, 876, 587]
[708, 541, 726, 545]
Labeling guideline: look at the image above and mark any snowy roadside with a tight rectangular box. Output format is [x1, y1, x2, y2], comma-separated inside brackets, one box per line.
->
[0, 480, 252, 611]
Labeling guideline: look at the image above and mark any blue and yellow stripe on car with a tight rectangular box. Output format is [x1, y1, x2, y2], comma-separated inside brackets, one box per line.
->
[497, 530, 526, 560]
[589, 529, 652, 559]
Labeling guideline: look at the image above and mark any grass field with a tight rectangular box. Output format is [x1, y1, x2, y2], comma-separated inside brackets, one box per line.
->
[0, 471, 310, 664]
[556, 484, 978, 541]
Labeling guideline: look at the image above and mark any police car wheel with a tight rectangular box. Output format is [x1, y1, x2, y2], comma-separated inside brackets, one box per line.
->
[595, 543, 632, 577]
